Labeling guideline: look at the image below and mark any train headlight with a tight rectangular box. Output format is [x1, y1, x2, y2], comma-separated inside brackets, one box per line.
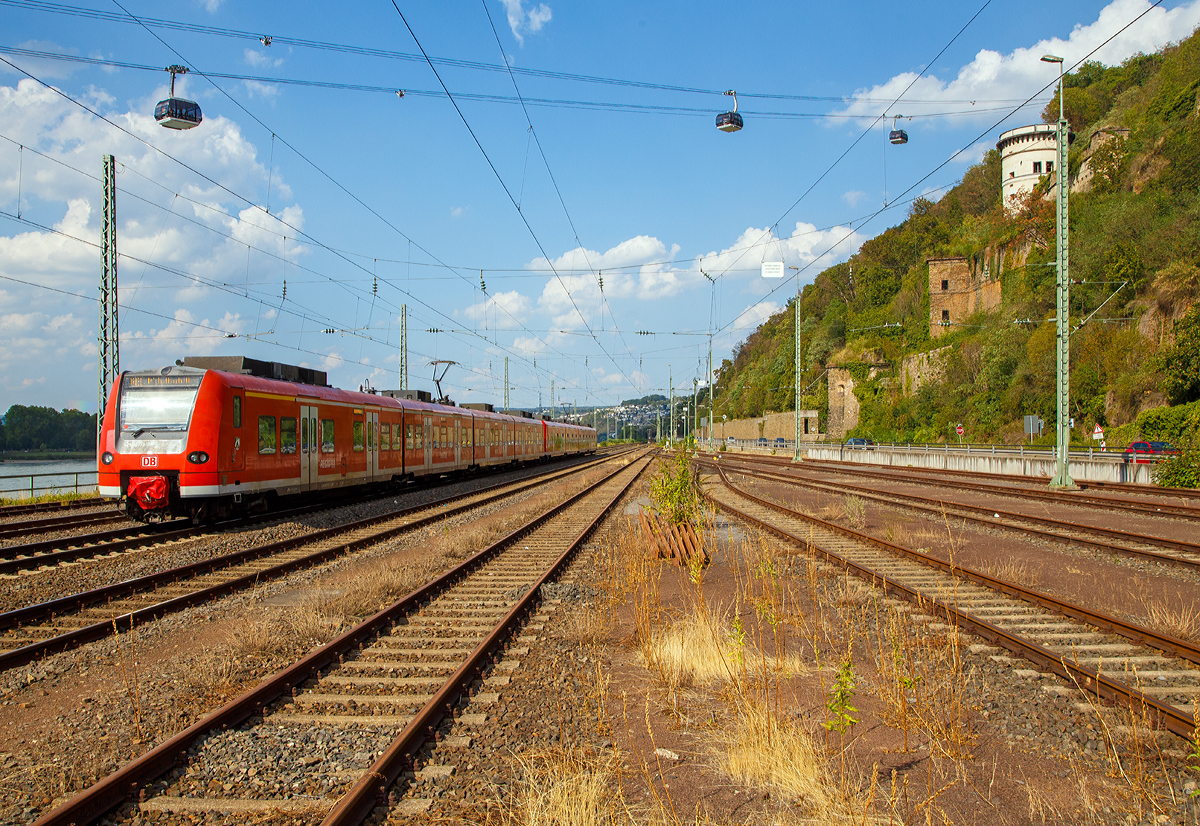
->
[186, 451, 210, 464]
[101, 452, 114, 465]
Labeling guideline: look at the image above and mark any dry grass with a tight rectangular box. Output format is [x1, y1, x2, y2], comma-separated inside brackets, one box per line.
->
[977, 559, 1039, 588]
[718, 703, 868, 820]
[639, 606, 807, 695]
[1140, 596, 1200, 641]
[839, 496, 866, 530]
[497, 747, 621, 826]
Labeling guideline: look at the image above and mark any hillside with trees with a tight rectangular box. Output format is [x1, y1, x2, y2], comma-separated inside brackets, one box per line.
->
[712, 28, 1200, 466]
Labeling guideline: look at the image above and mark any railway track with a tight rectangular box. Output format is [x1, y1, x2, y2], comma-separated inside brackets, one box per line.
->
[0, 450, 630, 671]
[0, 452, 624, 577]
[705, 465, 1200, 741]
[703, 458, 1200, 574]
[0, 496, 107, 519]
[33, 450, 652, 826]
[723, 449, 1200, 503]
[0, 509, 128, 541]
[719, 452, 1200, 521]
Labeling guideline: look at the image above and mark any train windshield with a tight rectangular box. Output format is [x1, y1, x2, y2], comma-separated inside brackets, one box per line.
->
[119, 374, 202, 433]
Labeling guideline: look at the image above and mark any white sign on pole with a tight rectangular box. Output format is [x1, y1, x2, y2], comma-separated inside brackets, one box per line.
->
[761, 261, 785, 279]
[1092, 424, 1104, 441]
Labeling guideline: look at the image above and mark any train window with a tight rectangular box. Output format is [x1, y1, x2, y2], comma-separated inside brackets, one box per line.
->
[301, 416, 309, 454]
[405, 424, 414, 450]
[233, 396, 242, 429]
[417, 425, 424, 450]
[381, 423, 390, 451]
[353, 421, 364, 451]
[258, 416, 277, 454]
[280, 417, 297, 454]
[320, 419, 335, 453]
[366, 421, 374, 451]
[441, 426, 448, 448]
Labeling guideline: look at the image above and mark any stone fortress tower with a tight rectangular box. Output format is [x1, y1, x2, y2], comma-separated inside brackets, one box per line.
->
[997, 124, 1060, 213]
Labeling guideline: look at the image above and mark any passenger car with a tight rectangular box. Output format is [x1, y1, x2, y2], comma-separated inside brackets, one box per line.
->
[99, 356, 596, 523]
[846, 437, 874, 449]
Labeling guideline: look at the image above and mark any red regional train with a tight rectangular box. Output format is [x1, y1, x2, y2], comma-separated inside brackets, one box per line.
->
[97, 356, 597, 523]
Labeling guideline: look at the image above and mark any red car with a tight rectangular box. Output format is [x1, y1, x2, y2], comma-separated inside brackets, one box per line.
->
[1123, 441, 1157, 463]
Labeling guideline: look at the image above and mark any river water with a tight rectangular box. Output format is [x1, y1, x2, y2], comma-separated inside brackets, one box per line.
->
[0, 459, 98, 498]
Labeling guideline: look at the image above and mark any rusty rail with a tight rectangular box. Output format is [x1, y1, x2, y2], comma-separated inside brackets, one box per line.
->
[30, 450, 651, 826]
[706, 464, 1198, 740]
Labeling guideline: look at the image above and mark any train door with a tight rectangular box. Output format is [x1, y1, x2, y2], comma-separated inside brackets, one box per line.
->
[230, 388, 245, 471]
[423, 415, 432, 468]
[299, 404, 319, 490]
[454, 419, 462, 467]
[367, 410, 379, 479]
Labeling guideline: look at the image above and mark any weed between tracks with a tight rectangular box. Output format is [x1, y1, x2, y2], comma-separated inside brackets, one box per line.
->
[476, 459, 1200, 826]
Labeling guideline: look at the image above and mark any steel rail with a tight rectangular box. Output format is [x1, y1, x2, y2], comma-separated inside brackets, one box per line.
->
[0, 451, 625, 670]
[706, 465, 1197, 741]
[702, 459, 1200, 572]
[0, 451, 624, 573]
[320, 452, 653, 826]
[0, 510, 127, 540]
[722, 450, 1200, 501]
[31, 449, 652, 826]
[717, 452, 1200, 519]
[0, 497, 107, 518]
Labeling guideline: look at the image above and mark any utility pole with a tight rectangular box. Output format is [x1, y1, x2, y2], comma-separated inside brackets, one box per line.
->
[98, 154, 119, 446]
[669, 366, 674, 444]
[707, 341, 714, 452]
[503, 357, 509, 411]
[692, 378, 698, 446]
[399, 304, 408, 390]
[790, 267, 803, 462]
[550, 380, 555, 417]
[1043, 53, 1076, 490]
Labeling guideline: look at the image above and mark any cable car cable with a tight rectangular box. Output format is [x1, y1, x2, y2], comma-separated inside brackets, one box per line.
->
[107, 0, 588, 383]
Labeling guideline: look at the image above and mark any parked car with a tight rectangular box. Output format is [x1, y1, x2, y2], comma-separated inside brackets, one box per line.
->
[773, 437, 787, 447]
[1124, 441, 1154, 463]
[756, 437, 768, 447]
[1149, 441, 1178, 456]
[726, 436, 736, 445]
[845, 437, 874, 450]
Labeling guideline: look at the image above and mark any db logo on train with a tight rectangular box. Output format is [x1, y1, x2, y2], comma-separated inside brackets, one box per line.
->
[141, 456, 158, 468]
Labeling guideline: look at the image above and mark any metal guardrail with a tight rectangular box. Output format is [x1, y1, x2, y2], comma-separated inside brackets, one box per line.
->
[709, 440, 1158, 463]
[0, 470, 98, 499]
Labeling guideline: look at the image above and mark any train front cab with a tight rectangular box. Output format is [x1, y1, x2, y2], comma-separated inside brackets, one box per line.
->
[98, 366, 214, 522]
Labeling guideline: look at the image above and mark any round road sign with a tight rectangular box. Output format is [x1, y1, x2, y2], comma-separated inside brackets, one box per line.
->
[955, 423, 964, 436]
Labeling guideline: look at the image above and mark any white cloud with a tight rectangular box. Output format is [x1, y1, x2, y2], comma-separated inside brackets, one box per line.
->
[499, 0, 552, 45]
[842, 190, 869, 207]
[243, 49, 284, 70]
[0, 75, 307, 407]
[463, 290, 531, 322]
[832, 0, 1200, 129]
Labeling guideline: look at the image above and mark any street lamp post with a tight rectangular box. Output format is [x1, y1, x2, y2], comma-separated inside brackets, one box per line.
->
[789, 265, 802, 463]
[1043, 54, 1077, 490]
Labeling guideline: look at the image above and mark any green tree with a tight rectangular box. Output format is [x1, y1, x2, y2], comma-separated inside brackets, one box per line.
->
[1160, 304, 1200, 404]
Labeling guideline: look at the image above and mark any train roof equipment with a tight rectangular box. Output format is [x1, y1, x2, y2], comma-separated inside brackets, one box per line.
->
[180, 356, 326, 386]
[155, 66, 203, 130]
[716, 90, 742, 133]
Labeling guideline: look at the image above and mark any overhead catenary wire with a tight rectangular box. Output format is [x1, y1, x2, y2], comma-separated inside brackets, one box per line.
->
[106, 0, 573, 381]
[710, 0, 1168, 340]
[0, 52, 576, 399]
[386, 0, 634, 390]
[0, 0, 1037, 105]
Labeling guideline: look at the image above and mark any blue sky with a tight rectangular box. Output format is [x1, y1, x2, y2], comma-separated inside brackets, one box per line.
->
[2, 0, 1198, 413]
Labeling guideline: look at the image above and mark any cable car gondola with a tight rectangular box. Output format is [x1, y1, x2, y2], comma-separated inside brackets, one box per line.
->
[716, 89, 742, 133]
[155, 65, 202, 130]
[889, 114, 907, 145]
